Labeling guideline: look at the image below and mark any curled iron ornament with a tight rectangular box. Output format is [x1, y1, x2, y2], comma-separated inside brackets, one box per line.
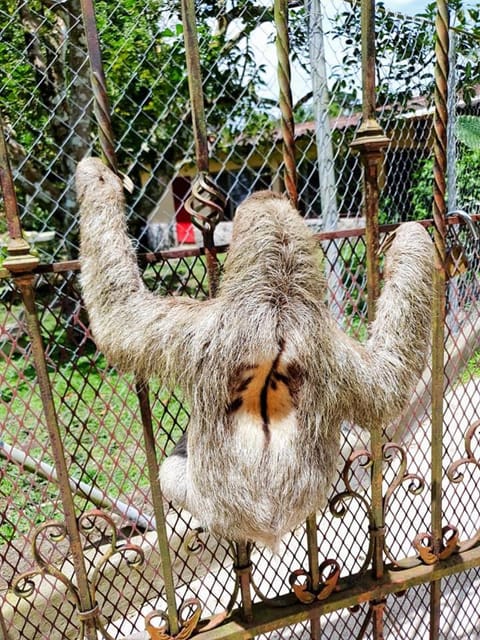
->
[341, 448, 373, 494]
[11, 511, 147, 640]
[146, 599, 202, 640]
[382, 442, 428, 567]
[183, 526, 206, 556]
[146, 536, 238, 636]
[185, 172, 226, 233]
[446, 419, 480, 552]
[381, 444, 460, 567]
[11, 521, 91, 636]
[447, 419, 480, 484]
[78, 509, 145, 640]
[383, 443, 425, 512]
[289, 559, 340, 604]
[328, 449, 375, 573]
[332, 443, 429, 570]
[413, 525, 459, 565]
[445, 210, 479, 277]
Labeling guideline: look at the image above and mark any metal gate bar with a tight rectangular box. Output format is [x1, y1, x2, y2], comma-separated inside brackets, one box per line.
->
[0, 115, 98, 640]
[430, 0, 450, 636]
[78, 0, 182, 635]
[192, 545, 480, 640]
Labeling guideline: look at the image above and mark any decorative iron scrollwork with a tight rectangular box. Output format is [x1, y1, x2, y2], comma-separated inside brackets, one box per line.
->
[329, 448, 375, 573]
[12, 521, 81, 607]
[183, 526, 206, 556]
[331, 442, 431, 570]
[447, 419, 480, 484]
[446, 419, 480, 552]
[413, 525, 459, 565]
[383, 443, 425, 509]
[289, 559, 340, 604]
[146, 599, 202, 640]
[446, 210, 480, 278]
[11, 510, 146, 640]
[382, 442, 427, 566]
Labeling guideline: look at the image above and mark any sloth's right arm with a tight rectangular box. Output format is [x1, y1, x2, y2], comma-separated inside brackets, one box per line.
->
[334, 221, 433, 429]
[76, 157, 208, 384]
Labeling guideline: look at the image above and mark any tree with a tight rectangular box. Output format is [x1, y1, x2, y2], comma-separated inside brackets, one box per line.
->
[1, 0, 96, 257]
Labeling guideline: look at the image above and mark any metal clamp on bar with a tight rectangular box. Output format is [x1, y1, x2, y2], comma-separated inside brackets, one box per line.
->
[77, 603, 100, 622]
[446, 209, 479, 277]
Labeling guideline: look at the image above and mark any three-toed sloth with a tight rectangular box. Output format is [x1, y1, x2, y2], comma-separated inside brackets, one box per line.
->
[76, 157, 433, 550]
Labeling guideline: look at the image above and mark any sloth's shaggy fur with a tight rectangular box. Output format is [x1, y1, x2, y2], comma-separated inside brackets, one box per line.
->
[77, 157, 433, 550]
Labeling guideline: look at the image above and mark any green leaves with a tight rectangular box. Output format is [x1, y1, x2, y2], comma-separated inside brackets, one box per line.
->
[456, 115, 480, 150]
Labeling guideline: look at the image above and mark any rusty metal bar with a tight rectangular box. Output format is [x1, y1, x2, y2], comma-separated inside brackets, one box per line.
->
[349, 4, 390, 638]
[180, 0, 209, 174]
[371, 598, 386, 639]
[350, 0, 389, 323]
[276, 3, 314, 631]
[194, 544, 480, 640]
[184, 173, 225, 297]
[78, 2, 181, 634]
[350, 3, 389, 613]
[136, 382, 180, 636]
[430, 0, 450, 636]
[235, 542, 253, 623]
[180, 0, 224, 295]
[79, 0, 117, 173]
[274, 0, 297, 206]
[11, 282, 98, 640]
[306, 515, 321, 640]
[0, 116, 99, 639]
[0, 114, 39, 273]
[0, 119, 22, 242]
[0, 215, 473, 283]
[361, 0, 376, 125]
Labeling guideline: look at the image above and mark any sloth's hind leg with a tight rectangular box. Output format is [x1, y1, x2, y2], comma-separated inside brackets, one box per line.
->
[159, 431, 188, 508]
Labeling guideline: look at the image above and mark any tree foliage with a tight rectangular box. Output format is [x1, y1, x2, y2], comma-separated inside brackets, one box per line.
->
[1, 0, 274, 254]
[2, 0, 480, 252]
[456, 115, 480, 150]
[329, 0, 480, 112]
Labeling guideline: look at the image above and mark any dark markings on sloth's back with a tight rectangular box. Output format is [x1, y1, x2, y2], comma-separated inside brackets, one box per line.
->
[259, 343, 285, 442]
[226, 341, 304, 443]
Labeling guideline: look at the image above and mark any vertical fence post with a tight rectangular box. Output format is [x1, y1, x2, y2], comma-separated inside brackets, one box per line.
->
[180, 0, 209, 176]
[275, 3, 320, 637]
[350, 0, 389, 323]
[136, 382, 180, 636]
[79, 1, 181, 634]
[274, 0, 298, 207]
[79, 0, 117, 174]
[181, 0, 225, 299]
[0, 116, 99, 640]
[430, 0, 449, 637]
[350, 1, 389, 637]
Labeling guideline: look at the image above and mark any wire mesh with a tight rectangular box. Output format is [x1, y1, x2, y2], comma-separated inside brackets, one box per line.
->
[1, 1, 480, 639]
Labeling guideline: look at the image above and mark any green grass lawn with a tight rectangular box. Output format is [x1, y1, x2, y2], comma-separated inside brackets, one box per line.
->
[0, 347, 188, 543]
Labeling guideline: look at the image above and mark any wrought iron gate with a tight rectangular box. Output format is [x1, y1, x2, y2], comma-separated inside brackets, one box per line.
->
[1, 1, 479, 639]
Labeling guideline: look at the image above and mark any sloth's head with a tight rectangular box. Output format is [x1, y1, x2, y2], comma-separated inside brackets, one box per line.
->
[222, 191, 324, 298]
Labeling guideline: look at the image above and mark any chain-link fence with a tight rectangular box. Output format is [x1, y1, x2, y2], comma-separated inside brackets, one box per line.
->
[1, 1, 480, 639]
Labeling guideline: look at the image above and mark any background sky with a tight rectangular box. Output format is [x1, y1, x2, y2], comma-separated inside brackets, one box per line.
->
[253, 0, 438, 107]
[384, 0, 430, 13]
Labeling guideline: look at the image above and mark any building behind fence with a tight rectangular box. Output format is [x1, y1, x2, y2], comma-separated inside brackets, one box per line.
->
[0, 1, 480, 639]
